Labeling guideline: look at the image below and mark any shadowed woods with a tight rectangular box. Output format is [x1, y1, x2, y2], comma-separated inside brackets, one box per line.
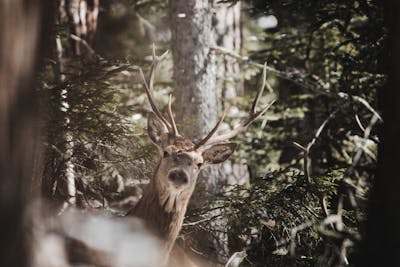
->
[1, 0, 398, 267]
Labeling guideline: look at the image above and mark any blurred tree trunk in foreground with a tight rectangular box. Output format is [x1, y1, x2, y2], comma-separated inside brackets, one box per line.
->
[0, 1, 53, 266]
[359, 0, 400, 266]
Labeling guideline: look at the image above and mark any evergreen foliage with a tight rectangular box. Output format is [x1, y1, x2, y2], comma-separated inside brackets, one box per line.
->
[181, 1, 385, 266]
[37, 0, 385, 266]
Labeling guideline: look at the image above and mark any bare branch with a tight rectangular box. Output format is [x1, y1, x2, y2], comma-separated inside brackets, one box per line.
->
[338, 92, 382, 122]
[212, 45, 383, 121]
[306, 107, 341, 152]
[70, 34, 96, 57]
[293, 106, 341, 182]
[287, 214, 343, 256]
[346, 113, 379, 175]
[355, 114, 366, 132]
[292, 142, 306, 152]
[250, 63, 267, 114]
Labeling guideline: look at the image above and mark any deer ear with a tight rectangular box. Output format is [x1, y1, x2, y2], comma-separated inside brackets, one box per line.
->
[148, 112, 168, 145]
[202, 143, 237, 164]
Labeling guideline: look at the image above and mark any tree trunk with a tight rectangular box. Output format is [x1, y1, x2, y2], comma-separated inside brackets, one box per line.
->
[65, 0, 99, 57]
[213, 1, 249, 187]
[170, 0, 220, 199]
[171, 0, 247, 262]
[170, 0, 218, 142]
[170, 0, 228, 262]
[214, 1, 243, 102]
[359, 1, 400, 266]
[41, 0, 100, 212]
[0, 1, 53, 266]
[213, 1, 252, 255]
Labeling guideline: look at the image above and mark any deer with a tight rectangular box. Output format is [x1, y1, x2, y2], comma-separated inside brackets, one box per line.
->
[62, 46, 273, 267]
[127, 46, 274, 266]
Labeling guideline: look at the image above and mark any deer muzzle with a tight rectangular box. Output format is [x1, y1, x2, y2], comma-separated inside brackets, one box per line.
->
[168, 169, 189, 186]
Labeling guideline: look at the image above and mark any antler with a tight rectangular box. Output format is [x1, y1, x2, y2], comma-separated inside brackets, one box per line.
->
[195, 63, 275, 149]
[167, 94, 179, 136]
[139, 44, 179, 136]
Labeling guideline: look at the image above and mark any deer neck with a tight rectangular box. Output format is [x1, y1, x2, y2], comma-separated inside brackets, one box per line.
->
[131, 170, 195, 254]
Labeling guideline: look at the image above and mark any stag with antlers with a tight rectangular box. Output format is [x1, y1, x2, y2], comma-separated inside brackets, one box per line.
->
[127, 45, 274, 266]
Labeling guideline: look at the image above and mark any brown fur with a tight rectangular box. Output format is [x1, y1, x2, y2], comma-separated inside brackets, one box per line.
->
[129, 162, 195, 258]
[126, 114, 236, 266]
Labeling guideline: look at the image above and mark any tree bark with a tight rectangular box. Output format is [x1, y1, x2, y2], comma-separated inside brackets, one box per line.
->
[41, 0, 100, 211]
[213, 1, 249, 187]
[170, 0, 218, 142]
[170, 0, 221, 199]
[214, 1, 243, 102]
[42, 0, 76, 211]
[171, 0, 247, 262]
[64, 0, 99, 57]
[170, 0, 228, 262]
[0, 1, 53, 266]
[213, 2, 252, 255]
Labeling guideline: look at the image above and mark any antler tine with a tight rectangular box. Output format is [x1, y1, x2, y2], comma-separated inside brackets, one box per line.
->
[167, 94, 179, 136]
[243, 99, 275, 128]
[197, 62, 275, 148]
[148, 44, 169, 90]
[139, 68, 171, 129]
[139, 44, 172, 130]
[194, 108, 228, 149]
[203, 100, 275, 147]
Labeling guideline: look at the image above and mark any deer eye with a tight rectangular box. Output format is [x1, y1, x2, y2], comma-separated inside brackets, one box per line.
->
[163, 151, 170, 158]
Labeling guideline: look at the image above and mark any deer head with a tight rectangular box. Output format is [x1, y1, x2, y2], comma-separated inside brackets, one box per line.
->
[132, 45, 274, 257]
[146, 111, 237, 213]
[137, 45, 273, 212]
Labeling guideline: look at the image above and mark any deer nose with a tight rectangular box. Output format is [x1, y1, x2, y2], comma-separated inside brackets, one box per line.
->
[168, 170, 189, 185]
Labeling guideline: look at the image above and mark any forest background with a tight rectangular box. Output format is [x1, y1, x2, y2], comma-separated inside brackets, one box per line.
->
[1, 0, 398, 267]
